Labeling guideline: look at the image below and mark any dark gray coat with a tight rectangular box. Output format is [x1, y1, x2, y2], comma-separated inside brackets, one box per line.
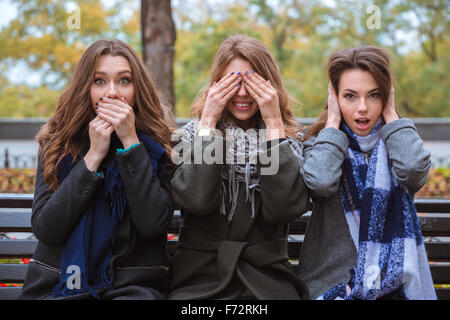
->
[297, 118, 431, 299]
[19, 136, 174, 300]
[169, 136, 309, 300]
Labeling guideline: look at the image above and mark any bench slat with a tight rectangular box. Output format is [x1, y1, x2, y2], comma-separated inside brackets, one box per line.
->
[1, 194, 449, 212]
[429, 263, 450, 284]
[1, 239, 450, 261]
[1, 262, 448, 284]
[415, 199, 450, 213]
[0, 287, 22, 300]
[286, 240, 450, 262]
[0, 240, 37, 258]
[2, 209, 450, 236]
[437, 288, 450, 300]
[0, 264, 28, 282]
[0, 194, 33, 209]
[0, 209, 33, 232]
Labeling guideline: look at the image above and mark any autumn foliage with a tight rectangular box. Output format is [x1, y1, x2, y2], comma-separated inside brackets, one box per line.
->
[0, 167, 448, 197]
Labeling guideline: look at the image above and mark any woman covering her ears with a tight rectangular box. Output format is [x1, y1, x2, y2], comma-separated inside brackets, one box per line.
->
[297, 46, 436, 300]
[168, 35, 309, 300]
[19, 39, 175, 300]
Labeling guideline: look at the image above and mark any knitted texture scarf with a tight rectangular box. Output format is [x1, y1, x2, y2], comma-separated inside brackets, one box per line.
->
[176, 117, 304, 221]
[318, 119, 436, 300]
[51, 132, 166, 299]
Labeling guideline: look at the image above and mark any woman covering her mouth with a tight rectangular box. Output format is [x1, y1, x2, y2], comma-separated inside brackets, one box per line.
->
[168, 34, 309, 300]
[19, 39, 175, 300]
[297, 45, 436, 300]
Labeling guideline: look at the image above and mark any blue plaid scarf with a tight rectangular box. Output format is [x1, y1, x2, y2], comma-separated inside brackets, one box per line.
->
[51, 132, 166, 299]
[318, 119, 436, 300]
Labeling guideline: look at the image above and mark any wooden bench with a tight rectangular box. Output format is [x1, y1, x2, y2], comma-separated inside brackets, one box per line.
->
[1, 193, 449, 300]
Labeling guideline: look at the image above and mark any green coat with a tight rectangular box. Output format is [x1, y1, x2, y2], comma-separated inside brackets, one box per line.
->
[169, 136, 309, 300]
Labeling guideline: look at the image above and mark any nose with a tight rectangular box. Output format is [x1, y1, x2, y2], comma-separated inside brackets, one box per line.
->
[105, 82, 120, 99]
[356, 98, 369, 113]
[236, 79, 248, 97]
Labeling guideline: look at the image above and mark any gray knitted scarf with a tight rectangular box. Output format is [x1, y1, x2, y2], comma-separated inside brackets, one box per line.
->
[175, 117, 304, 222]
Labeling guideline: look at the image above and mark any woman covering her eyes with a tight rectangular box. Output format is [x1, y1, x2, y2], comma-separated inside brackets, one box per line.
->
[19, 39, 175, 300]
[168, 35, 309, 300]
[297, 45, 437, 300]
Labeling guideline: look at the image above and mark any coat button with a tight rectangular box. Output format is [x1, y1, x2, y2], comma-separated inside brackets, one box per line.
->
[127, 166, 134, 177]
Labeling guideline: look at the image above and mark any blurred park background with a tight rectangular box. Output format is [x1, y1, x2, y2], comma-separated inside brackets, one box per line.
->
[0, 0, 449, 196]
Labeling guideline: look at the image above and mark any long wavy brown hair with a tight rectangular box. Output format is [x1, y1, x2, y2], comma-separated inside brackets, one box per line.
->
[190, 34, 303, 140]
[37, 39, 176, 190]
[305, 45, 395, 140]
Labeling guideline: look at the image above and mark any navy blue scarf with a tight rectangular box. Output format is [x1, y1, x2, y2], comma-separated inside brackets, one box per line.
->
[51, 132, 166, 299]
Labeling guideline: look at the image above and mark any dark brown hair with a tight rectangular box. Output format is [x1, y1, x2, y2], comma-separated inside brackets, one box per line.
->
[37, 39, 176, 190]
[305, 45, 394, 140]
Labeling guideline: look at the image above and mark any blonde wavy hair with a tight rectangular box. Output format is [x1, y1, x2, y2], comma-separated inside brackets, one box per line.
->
[190, 34, 303, 140]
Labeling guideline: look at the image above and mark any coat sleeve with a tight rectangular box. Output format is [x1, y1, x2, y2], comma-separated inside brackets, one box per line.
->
[116, 143, 174, 239]
[301, 128, 349, 198]
[170, 136, 224, 216]
[258, 139, 309, 224]
[31, 150, 104, 246]
[381, 118, 431, 194]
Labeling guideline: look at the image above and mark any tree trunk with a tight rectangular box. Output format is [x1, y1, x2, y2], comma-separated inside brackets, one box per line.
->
[141, 0, 176, 112]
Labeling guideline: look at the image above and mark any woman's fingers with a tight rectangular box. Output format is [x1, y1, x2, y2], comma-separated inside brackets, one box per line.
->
[97, 111, 119, 127]
[98, 102, 123, 116]
[217, 72, 241, 92]
[216, 72, 236, 90]
[249, 71, 271, 91]
[244, 72, 268, 100]
[98, 105, 121, 123]
[100, 97, 133, 115]
[328, 82, 337, 100]
[97, 98, 135, 129]
[243, 79, 261, 100]
[326, 81, 341, 128]
[388, 85, 395, 107]
[217, 77, 242, 99]
[221, 81, 242, 101]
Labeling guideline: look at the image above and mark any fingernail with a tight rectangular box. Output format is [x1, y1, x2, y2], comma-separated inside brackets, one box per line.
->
[95, 102, 98, 106]
[237, 83, 240, 87]
[251, 70, 255, 74]
[230, 72, 235, 75]
[99, 97, 103, 101]
[236, 72, 241, 75]
[245, 70, 249, 75]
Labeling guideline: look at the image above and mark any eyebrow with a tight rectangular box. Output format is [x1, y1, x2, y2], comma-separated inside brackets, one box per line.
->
[94, 70, 132, 75]
[342, 88, 379, 94]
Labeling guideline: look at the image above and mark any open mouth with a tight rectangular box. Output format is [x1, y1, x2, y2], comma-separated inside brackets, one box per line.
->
[233, 102, 253, 111]
[355, 118, 370, 130]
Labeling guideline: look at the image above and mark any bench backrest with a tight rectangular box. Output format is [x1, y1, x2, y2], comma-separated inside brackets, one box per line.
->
[1, 194, 449, 300]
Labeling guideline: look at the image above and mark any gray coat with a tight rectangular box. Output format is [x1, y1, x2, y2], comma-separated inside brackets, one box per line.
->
[169, 136, 310, 300]
[19, 135, 174, 300]
[297, 118, 431, 299]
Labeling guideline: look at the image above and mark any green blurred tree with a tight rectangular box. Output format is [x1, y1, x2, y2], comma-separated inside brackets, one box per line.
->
[0, 0, 140, 117]
[0, 0, 448, 119]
